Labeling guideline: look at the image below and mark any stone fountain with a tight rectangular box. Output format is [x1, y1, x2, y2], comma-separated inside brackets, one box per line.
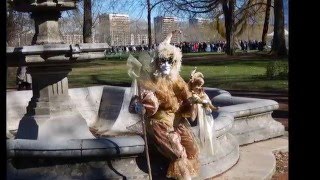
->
[6, 0, 110, 141]
[6, 0, 285, 179]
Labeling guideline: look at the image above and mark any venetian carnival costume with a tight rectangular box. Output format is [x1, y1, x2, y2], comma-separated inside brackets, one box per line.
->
[127, 31, 200, 180]
[188, 69, 219, 156]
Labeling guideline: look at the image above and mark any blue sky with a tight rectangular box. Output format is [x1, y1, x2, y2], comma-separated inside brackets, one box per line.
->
[95, 0, 170, 22]
[74, 0, 288, 23]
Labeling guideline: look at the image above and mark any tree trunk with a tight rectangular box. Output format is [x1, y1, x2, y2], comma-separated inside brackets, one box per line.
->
[271, 0, 287, 56]
[147, 0, 152, 49]
[223, 0, 235, 56]
[83, 0, 93, 43]
[7, 8, 15, 46]
[261, 0, 272, 45]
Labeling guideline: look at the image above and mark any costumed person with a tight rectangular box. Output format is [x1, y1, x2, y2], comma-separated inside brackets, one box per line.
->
[127, 30, 200, 180]
[16, 66, 32, 91]
[187, 68, 219, 156]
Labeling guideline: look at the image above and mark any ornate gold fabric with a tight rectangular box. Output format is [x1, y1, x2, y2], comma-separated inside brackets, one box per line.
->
[188, 70, 219, 157]
[140, 75, 200, 179]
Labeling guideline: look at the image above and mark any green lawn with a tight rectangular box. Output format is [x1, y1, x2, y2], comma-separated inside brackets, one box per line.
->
[179, 64, 287, 91]
[7, 54, 288, 91]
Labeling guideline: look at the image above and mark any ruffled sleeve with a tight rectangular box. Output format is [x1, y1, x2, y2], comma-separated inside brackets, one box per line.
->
[173, 76, 196, 119]
[140, 89, 159, 117]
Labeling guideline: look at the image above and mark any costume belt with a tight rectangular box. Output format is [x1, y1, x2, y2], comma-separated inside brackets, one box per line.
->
[150, 110, 175, 128]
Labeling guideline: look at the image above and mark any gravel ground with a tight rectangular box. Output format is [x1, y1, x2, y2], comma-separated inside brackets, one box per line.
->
[271, 151, 289, 180]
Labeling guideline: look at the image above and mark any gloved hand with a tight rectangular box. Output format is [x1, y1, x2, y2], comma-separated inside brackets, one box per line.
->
[202, 100, 216, 114]
[188, 95, 202, 104]
[134, 101, 145, 115]
[129, 96, 145, 114]
[202, 99, 209, 104]
[204, 107, 212, 115]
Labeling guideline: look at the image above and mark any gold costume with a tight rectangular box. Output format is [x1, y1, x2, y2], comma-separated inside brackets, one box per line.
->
[138, 76, 200, 179]
[127, 30, 200, 179]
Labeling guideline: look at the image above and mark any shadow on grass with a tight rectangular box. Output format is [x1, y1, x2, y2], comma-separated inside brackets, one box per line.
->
[90, 75, 131, 87]
[183, 59, 288, 67]
[183, 74, 287, 83]
[73, 60, 126, 68]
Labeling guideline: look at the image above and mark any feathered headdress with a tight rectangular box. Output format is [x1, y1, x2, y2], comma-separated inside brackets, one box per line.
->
[154, 30, 182, 80]
[188, 67, 205, 89]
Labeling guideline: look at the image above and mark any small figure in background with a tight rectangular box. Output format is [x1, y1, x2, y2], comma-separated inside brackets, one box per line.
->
[16, 66, 32, 91]
[188, 68, 219, 156]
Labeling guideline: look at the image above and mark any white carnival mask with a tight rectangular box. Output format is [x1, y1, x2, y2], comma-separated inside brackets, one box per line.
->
[158, 57, 174, 76]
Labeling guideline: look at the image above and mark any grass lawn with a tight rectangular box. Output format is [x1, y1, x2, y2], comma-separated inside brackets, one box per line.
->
[7, 53, 288, 91]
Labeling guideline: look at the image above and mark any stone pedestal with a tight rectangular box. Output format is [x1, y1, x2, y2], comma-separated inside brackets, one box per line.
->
[26, 66, 75, 116]
[15, 65, 96, 141]
[31, 11, 63, 44]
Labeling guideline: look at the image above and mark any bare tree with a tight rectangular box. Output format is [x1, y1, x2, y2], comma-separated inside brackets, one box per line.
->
[146, 0, 171, 48]
[83, 0, 93, 43]
[147, 0, 152, 48]
[62, 0, 104, 43]
[261, 0, 272, 45]
[162, 0, 262, 55]
[234, 0, 265, 35]
[223, 0, 236, 55]
[163, 0, 272, 54]
[271, 0, 287, 56]
[7, 5, 15, 45]
[159, 0, 237, 55]
[7, 3, 34, 46]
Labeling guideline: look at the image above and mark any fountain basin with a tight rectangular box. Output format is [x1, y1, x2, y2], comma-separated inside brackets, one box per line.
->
[7, 0, 77, 12]
[7, 43, 109, 67]
[7, 86, 284, 144]
[7, 136, 149, 179]
[7, 113, 239, 179]
[205, 87, 285, 145]
[7, 86, 240, 179]
[6, 85, 284, 179]
[7, 136, 145, 158]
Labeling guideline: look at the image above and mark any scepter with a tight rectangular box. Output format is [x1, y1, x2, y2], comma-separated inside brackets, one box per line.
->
[137, 83, 153, 180]
[126, 54, 152, 180]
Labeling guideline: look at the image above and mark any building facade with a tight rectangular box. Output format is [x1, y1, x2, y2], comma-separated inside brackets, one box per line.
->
[134, 34, 148, 45]
[154, 16, 180, 44]
[98, 14, 130, 46]
[63, 34, 83, 44]
[189, 18, 211, 29]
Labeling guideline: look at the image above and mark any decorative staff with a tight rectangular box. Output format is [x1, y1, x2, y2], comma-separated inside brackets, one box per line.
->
[127, 53, 153, 180]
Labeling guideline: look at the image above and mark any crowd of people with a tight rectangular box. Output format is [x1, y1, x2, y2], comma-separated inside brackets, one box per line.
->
[107, 39, 268, 55]
[178, 41, 226, 53]
[177, 40, 267, 53]
[239, 40, 267, 52]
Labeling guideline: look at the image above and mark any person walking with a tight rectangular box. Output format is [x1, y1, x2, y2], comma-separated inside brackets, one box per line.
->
[16, 66, 32, 91]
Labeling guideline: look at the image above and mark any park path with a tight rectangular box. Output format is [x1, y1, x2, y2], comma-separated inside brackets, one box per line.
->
[227, 89, 289, 180]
